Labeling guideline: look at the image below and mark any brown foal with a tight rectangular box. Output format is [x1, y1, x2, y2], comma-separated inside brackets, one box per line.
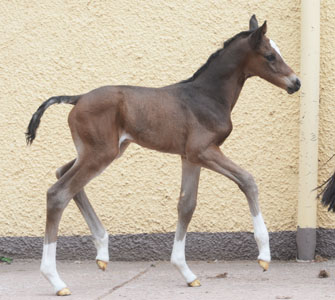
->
[26, 15, 300, 296]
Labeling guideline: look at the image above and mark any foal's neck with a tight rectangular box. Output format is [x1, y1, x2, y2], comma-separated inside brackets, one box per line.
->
[192, 44, 248, 110]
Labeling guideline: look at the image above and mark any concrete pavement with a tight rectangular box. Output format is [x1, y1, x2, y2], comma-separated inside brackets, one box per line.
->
[0, 259, 334, 300]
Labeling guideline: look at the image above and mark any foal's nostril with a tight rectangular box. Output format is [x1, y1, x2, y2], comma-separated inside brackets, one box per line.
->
[287, 77, 301, 94]
[295, 78, 301, 90]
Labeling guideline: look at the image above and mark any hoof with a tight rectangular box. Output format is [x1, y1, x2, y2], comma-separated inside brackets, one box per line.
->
[56, 288, 71, 296]
[96, 260, 108, 271]
[187, 279, 201, 287]
[258, 260, 269, 272]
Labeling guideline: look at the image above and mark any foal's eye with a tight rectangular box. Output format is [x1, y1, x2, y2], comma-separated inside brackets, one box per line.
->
[265, 54, 276, 62]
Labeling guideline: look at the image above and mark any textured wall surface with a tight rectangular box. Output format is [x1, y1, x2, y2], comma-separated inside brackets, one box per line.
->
[318, 0, 335, 228]
[3, 0, 330, 242]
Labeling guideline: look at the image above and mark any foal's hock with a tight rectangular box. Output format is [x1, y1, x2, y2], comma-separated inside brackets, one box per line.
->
[27, 15, 300, 296]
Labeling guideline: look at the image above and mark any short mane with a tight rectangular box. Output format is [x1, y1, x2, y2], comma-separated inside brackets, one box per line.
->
[181, 30, 253, 83]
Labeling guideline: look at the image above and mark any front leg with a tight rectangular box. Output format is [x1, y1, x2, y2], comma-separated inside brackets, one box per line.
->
[253, 213, 270, 270]
[171, 158, 201, 286]
[192, 145, 271, 270]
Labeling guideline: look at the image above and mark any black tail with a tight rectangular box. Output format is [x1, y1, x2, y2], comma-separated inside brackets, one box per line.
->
[25, 95, 81, 145]
[318, 171, 335, 212]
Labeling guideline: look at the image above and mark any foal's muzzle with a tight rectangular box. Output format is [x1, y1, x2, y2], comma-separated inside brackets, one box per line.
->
[287, 78, 301, 94]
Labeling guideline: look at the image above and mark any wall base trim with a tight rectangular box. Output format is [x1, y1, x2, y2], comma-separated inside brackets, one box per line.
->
[0, 229, 334, 260]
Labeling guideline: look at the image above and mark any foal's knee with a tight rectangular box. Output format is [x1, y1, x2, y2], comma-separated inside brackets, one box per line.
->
[46, 186, 69, 214]
[239, 172, 258, 196]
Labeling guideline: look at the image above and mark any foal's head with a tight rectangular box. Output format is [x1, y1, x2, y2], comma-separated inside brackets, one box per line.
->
[242, 15, 300, 94]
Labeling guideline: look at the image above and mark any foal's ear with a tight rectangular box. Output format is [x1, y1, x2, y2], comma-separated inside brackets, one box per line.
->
[249, 14, 258, 31]
[249, 21, 267, 49]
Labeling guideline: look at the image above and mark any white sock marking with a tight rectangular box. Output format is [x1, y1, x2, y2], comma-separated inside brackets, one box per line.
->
[40, 242, 67, 292]
[94, 231, 109, 262]
[270, 39, 282, 57]
[253, 213, 271, 262]
[171, 235, 197, 283]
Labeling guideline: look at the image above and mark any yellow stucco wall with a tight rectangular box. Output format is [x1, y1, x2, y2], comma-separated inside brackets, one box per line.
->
[318, 0, 335, 228]
[1, 0, 332, 238]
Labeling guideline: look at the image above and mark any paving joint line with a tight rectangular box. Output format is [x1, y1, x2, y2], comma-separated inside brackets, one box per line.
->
[96, 264, 152, 299]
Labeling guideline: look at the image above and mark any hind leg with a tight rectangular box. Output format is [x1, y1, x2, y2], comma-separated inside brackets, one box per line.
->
[41, 151, 116, 295]
[52, 138, 130, 276]
[56, 159, 109, 271]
